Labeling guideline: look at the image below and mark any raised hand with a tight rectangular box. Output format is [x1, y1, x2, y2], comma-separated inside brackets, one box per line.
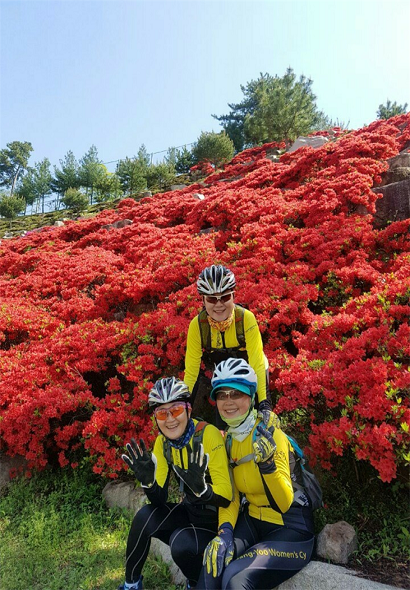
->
[253, 424, 277, 473]
[122, 438, 156, 487]
[173, 441, 209, 497]
[203, 522, 234, 578]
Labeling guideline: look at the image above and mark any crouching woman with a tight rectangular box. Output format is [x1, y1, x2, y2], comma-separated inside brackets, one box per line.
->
[118, 377, 232, 590]
[198, 359, 315, 590]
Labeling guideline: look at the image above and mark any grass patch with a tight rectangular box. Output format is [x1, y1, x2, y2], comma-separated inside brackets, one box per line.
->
[0, 468, 177, 590]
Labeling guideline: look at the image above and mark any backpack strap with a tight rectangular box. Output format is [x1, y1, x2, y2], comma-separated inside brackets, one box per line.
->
[164, 421, 208, 467]
[198, 309, 211, 351]
[198, 305, 246, 352]
[234, 305, 246, 349]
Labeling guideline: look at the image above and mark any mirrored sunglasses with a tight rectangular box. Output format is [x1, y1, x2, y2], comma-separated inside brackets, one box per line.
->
[215, 389, 245, 401]
[154, 403, 186, 421]
[205, 292, 234, 304]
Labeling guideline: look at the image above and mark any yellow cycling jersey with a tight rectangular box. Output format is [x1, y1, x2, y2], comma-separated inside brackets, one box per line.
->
[184, 306, 267, 402]
[152, 419, 232, 503]
[219, 420, 295, 528]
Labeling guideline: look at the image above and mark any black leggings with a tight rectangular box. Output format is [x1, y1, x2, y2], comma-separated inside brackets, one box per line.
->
[197, 511, 315, 590]
[125, 502, 217, 585]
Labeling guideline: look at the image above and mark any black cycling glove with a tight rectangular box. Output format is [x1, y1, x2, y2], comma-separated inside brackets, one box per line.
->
[122, 438, 157, 487]
[173, 441, 209, 497]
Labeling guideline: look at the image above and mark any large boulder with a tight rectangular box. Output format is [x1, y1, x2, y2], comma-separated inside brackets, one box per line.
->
[287, 136, 329, 153]
[316, 521, 358, 564]
[372, 178, 410, 227]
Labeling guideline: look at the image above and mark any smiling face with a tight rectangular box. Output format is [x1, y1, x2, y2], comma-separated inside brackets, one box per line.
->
[203, 292, 235, 321]
[154, 401, 190, 440]
[215, 388, 252, 421]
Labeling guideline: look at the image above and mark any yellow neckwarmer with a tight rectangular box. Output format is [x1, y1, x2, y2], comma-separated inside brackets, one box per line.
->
[207, 309, 235, 333]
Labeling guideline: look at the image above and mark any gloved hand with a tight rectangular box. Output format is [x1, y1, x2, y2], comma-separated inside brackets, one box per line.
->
[253, 424, 277, 473]
[203, 522, 234, 577]
[173, 441, 209, 497]
[122, 438, 157, 488]
[257, 398, 273, 427]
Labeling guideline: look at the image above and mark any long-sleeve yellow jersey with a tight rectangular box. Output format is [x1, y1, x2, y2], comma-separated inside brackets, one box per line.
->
[150, 420, 233, 507]
[219, 420, 314, 535]
[184, 306, 267, 402]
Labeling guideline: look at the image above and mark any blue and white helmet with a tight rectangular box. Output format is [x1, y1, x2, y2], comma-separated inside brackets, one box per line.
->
[210, 358, 257, 401]
[197, 265, 236, 296]
[148, 377, 190, 407]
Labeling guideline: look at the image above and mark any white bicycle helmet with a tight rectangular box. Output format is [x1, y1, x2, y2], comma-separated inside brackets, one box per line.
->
[148, 377, 191, 407]
[210, 358, 257, 401]
[197, 265, 236, 296]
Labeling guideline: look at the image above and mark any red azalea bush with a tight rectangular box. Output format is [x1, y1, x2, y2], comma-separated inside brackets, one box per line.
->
[0, 115, 409, 480]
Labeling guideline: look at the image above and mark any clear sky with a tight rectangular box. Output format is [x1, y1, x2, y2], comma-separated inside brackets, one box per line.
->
[1, 0, 409, 173]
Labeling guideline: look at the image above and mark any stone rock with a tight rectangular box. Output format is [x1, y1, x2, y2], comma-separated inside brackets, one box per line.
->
[277, 560, 405, 590]
[54, 220, 65, 227]
[0, 453, 27, 490]
[380, 167, 410, 187]
[265, 154, 280, 163]
[287, 136, 329, 153]
[102, 481, 146, 514]
[387, 151, 410, 170]
[101, 218, 133, 231]
[193, 193, 205, 200]
[141, 191, 152, 198]
[3, 231, 13, 239]
[372, 177, 410, 227]
[170, 184, 186, 191]
[316, 521, 358, 564]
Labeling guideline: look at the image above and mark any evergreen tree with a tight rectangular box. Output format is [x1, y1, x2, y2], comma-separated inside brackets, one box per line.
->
[0, 191, 26, 227]
[214, 69, 330, 149]
[78, 145, 105, 204]
[52, 151, 81, 198]
[32, 158, 53, 214]
[377, 99, 408, 120]
[145, 162, 177, 192]
[116, 157, 147, 195]
[0, 141, 33, 195]
[192, 131, 235, 169]
[95, 172, 123, 203]
[62, 188, 89, 214]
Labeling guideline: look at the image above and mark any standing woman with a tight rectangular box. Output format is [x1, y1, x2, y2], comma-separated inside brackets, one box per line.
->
[198, 358, 315, 590]
[184, 264, 271, 426]
[118, 377, 232, 590]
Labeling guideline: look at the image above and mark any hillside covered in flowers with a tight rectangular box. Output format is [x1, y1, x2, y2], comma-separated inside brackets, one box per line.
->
[0, 115, 409, 483]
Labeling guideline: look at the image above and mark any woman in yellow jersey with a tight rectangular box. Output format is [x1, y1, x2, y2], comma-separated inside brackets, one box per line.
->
[119, 377, 232, 590]
[184, 265, 271, 427]
[198, 359, 315, 590]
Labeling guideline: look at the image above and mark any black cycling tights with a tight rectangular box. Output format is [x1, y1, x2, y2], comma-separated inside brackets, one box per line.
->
[125, 502, 217, 585]
[197, 511, 315, 590]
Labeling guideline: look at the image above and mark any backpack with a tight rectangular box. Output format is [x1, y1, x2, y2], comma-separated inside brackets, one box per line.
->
[225, 427, 323, 511]
[286, 434, 323, 511]
[198, 304, 247, 352]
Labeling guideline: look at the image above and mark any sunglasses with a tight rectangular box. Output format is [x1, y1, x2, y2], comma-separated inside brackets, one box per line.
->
[154, 403, 187, 421]
[204, 292, 234, 304]
[215, 389, 245, 401]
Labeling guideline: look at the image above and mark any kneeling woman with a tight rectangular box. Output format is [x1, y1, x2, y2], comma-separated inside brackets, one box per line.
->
[198, 359, 315, 590]
[119, 377, 232, 590]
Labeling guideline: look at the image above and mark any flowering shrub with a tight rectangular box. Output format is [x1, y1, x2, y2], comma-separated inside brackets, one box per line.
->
[0, 115, 409, 480]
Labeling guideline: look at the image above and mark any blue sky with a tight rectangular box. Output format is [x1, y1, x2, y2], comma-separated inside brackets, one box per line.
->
[1, 0, 409, 173]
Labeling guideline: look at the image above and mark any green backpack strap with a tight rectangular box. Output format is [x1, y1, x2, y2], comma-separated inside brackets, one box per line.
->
[198, 305, 246, 351]
[234, 305, 246, 349]
[198, 308, 211, 351]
